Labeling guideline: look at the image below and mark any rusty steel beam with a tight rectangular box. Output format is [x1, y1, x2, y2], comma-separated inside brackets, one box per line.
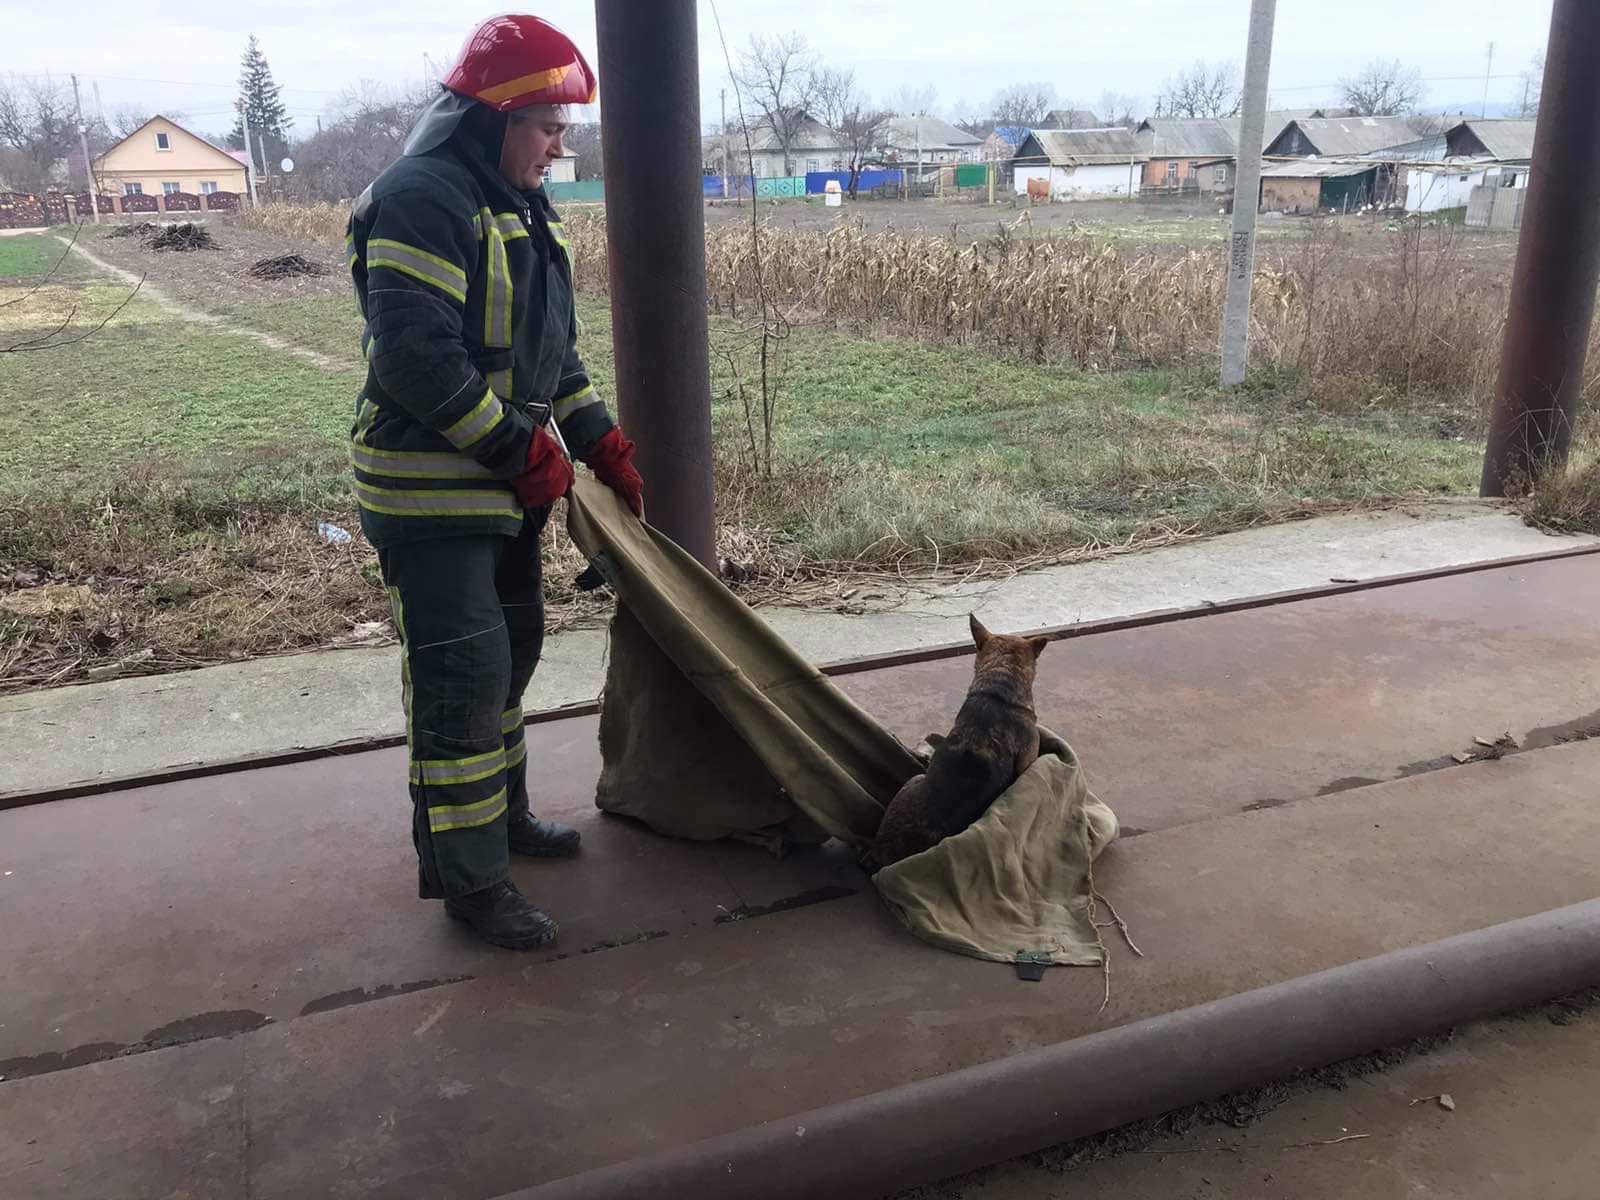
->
[1481, 0, 1600, 496]
[593, 0, 717, 565]
[503, 900, 1600, 1200]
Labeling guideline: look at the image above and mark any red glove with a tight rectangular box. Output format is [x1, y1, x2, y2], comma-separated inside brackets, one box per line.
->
[511, 425, 574, 510]
[584, 427, 645, 519]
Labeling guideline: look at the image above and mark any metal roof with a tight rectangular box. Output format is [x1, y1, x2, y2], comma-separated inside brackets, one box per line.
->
[1044, 108, 1103, 129]
[1215, 110, 1316, 153]
[1259, 159, 1378, 179]
[880, 116, 982, 150]
[1017, 127, 1146, 166]
[1450, 119, 1538, 161]
[736, 115, 848, 153]
[1271, 116, 1421, 156]
[1139, 118, 1237, 159]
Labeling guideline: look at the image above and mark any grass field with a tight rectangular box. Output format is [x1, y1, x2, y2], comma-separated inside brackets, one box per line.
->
[0, 223, 1518, 691]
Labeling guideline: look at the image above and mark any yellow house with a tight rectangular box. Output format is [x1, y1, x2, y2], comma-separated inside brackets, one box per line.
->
[94, 116, 249, 201]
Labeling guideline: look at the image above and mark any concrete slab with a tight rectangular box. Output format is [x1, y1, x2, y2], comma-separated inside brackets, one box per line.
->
[906, 1001, 1600, 1200]
[5, 556, 1600, 1063]
[4, 739, 1600, 1199]
[4, 503, 1590, 798]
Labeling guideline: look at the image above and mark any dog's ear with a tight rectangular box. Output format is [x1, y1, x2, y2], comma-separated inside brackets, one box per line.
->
[969, 613, 992, 649]
[1027, 635, 1049, 660]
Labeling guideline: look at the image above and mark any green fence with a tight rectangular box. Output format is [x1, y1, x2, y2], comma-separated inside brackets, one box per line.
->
[754, 176, 808, 199]
[955, 163, 989, 189]
[545, 180, 606, 204]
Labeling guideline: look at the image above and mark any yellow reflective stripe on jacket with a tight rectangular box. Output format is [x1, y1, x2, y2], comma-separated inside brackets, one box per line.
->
[353, 480, 520, 519]
[504, 739, 528, 771]
[350, 443, 495, 480]
[345, 231, 358, 270]
[427, 788, 509, 833]
[409, 746, 506, 788]
[493, 212, 529, 241]
[501, 706, 524, 735]
[486, 368, 513, 403]
[482, 224, 514, 349]
[547, 219, 572, 271]
[441, 389, 504, 450]
[553, 383, 600, 422]
[367, 238, 468, 304]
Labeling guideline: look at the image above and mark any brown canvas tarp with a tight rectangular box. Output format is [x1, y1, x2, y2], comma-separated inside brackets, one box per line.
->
[566, 478, 1118, 966]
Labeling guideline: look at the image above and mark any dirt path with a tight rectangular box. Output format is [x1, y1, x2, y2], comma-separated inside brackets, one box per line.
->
[59, 236, 356, 374]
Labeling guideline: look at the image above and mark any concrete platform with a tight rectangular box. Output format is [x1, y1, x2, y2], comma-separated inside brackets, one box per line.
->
[3, 555, 1600, 1198]
[4, 502, 1590, 799]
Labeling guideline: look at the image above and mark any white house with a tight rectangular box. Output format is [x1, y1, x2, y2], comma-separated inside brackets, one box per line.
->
[1406, 159, 1528, 213]
[710, 113, 848, 178]
[544, 155, 578, 184]
[874, 116, 983, 168]
[1012, 128, 1146, 199]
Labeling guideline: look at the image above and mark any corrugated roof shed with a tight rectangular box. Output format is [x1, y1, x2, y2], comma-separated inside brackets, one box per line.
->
[1271, 116, 1420, 156]
[1260, 159, 1377, 179]
[1017, 127, 1146, 165]
[1215, 110, 1315, 153]
[1450, 119, 1537, 160]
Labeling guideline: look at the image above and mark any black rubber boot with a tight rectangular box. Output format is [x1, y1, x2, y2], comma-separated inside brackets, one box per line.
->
[444, 879, 559, 949]
[507, 813, 582, 858]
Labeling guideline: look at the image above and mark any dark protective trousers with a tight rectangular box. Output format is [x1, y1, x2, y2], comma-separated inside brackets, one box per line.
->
[378, 510, 548, 899]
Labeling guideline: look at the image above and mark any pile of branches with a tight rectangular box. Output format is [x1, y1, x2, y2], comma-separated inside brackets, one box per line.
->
[106, 222, 159, 240]
[247, 253, 329, 279]
[147, 223, 217, 252]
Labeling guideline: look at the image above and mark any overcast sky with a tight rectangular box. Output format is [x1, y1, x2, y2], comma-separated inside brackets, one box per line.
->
[10, 0, 1554, 140]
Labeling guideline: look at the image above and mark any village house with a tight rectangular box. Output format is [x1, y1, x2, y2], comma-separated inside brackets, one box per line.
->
[708, 113, 848, 179]
[93, 116, 249, 209]
[979, 125, 1028, 163]
[1135, 111, 1322, 198]
[1043, 108, 1103, 130]
[1264, 115, 1421, 159]
[1405, 118, 1536, 218]
[1258, 160, 1385, 213]
[1012, 127, 1146, 199]
[874, 116, 983, 172]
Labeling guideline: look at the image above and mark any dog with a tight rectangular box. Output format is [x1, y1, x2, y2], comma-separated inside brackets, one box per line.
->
[872, 614, 1048, 869]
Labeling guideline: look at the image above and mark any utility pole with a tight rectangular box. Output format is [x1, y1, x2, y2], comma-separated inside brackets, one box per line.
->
[69, 74, 100, 224]
[1481, 41, 1494, 118]
[1219, 0, 1278, 387]
[241, 107, 262, 209]
[1480, 0, 1600, 496]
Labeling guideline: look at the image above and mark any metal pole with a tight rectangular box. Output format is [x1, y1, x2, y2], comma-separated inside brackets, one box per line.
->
[1219, 0, 1278, 387]
[595, 0, 716, 567]
[70, 75, 101, 224]
[1480, 0, 1600, 497]
[241, 108, 261, 209]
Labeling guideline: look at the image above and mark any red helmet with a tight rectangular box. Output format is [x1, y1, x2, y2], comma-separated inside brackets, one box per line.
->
[443, 14, 598, 112]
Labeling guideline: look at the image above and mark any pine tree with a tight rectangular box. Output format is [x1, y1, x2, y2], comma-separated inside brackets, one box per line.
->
[230, 35, 292, 168]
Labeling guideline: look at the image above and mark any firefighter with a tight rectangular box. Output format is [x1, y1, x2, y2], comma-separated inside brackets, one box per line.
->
[346, 15, 642, 949]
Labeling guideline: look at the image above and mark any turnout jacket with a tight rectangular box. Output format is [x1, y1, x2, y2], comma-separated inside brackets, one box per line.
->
[346, 140, 612, 546]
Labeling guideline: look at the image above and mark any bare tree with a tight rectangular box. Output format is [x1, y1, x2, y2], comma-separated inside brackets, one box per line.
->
[1153, 61, 1241, 119]
[837, 100, 892, 196]
[807, 66, 886, 192]
[810, 67, 855, 134]
[288, 80, 434, 202]
[895, 85, 939, 119]
[732, 32, 819, 177]
[990, 83, 1055, 128]
[1338, 59, 1424, 116]
[0, 74, 77, 194]
[950, 99, 988, 136]
[1097, 91, 1142, 129]
[1517, 52, 1543, 119]
[562, 122, 603, 181]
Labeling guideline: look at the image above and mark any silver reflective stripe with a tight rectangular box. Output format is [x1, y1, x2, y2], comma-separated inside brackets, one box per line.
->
[494, 212, 529, 241]
[547, 219, 573, 270]
[353, 480, 520, 519]
[505, 740, 528, 771]
[366, 238, 468, 303]
[441, 389, 504, 450]
[410, 746, 506, 788]
[350, 444, 495, 480]
[501, 706, 524, 735]
[427, 788, 509, 833]
[553, 384, 601, 422]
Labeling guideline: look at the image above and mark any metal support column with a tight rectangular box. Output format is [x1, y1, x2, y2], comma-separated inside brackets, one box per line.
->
[1480, 0, 1600, 496]
[594, 0, 716, 566]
